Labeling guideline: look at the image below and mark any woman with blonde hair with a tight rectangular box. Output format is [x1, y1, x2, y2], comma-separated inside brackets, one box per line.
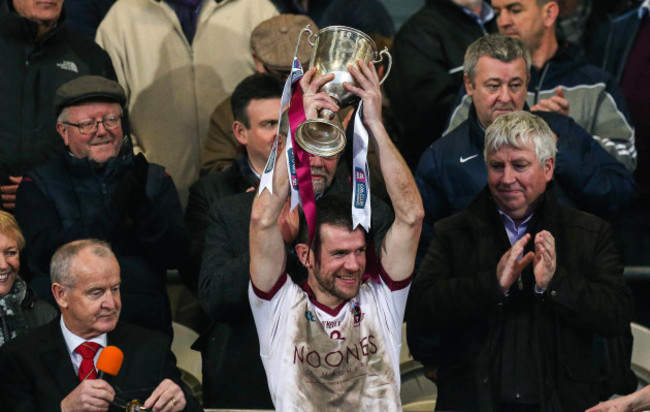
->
[0, 211, 56, 346]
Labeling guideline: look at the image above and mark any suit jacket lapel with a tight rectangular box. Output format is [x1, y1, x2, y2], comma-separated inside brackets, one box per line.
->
[107, 322, 134, 390]
[39, 318, 80, 396]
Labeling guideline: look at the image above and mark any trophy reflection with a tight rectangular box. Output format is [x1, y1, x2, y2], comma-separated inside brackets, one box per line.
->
[111, 396, 148, 411]
[125, 399, 146, 411]
[111, 389, 155, 411]
[294, 25, 392, 157]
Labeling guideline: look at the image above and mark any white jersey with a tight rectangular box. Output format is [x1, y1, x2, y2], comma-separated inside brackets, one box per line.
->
[249, 266, 411, 411]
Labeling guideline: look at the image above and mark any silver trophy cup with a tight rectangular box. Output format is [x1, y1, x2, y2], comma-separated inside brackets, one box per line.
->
[294, 25, 392, 157]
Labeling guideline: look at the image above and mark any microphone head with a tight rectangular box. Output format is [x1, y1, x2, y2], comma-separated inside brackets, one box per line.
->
[96, 346, 124, 377]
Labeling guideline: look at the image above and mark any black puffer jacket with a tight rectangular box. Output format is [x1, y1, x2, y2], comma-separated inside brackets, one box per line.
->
[15, 152, 189, 337]
[0, 1, 116, 188]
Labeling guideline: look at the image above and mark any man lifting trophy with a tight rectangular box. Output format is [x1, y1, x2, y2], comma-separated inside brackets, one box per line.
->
[249, 21, 422, 410]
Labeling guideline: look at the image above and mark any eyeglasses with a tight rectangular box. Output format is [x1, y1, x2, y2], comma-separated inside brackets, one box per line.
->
[63, 115, 122, 134]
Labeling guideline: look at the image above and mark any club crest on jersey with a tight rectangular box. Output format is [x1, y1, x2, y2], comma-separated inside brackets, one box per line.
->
[350, 301, 364, 327]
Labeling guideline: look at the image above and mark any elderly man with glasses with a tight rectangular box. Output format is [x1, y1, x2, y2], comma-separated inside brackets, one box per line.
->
[14, 75, 189, 338]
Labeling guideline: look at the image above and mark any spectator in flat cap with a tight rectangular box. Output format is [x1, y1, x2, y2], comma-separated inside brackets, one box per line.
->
[15, 75, 190, 338]
[0, 0, 116, 213]
[96, 0, 278, 209]
[200, 13, 317, 175]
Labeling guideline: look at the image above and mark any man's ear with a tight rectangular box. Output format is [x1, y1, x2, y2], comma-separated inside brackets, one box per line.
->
[544, 157, 555, 182]
[252, 52, 267, 73]
[232, 121, 248, 146]
[52, 283, 68, 309]
[56, 123, 69, 146]
[543, 2, 559, 27]
[463, 73, 473, 96]
[295, 243, 312, 268]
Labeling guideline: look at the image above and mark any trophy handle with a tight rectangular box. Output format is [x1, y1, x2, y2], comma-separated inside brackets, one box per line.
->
[374, 47, 392, 86]
[307, 31, 317, 47]
[294, 25, 315, 62]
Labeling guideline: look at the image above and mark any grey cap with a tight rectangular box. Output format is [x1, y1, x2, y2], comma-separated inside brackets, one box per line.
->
[54, 75, 126, 116]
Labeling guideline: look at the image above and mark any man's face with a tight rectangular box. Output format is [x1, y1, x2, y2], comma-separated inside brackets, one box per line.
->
[486, 139, 553, 222]
[57, 102, 124, 165]
[236, 98, 282, 174]
[465, 56, 528, 128]
[493, 0, 550, 52]
[309, 224, 366, 307]
[55, 249, 121, 339]
[12, 0, 63, 32]
[0, 233, 20, 298]
[310, 154, 339, 196]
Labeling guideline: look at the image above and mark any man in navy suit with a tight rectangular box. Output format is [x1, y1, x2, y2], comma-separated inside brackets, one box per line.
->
[0, 239, 200, 412]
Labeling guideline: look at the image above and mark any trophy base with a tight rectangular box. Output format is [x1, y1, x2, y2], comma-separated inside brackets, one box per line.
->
[295, 118, 346, 157]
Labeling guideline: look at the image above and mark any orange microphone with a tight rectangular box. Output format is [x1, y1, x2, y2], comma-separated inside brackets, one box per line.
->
[96, 346, 124, 382]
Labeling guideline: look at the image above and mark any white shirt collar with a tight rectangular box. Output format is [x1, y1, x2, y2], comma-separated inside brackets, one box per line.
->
[60, 316, 107, 357]
[248, 158, 261, 179]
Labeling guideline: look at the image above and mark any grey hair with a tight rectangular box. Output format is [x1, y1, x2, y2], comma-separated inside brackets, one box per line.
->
[484, 111, 557, 166]
[57, 107, 69, 123]
[464, 33, 532, 84]
[50, 239, 115, 286]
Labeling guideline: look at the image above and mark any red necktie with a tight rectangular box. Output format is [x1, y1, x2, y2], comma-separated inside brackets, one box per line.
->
[76, 341, 101, 381]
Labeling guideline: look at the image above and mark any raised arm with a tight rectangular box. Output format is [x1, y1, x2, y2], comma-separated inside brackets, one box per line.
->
[249, 147, 290, 292]
[344, 61, 424, 280]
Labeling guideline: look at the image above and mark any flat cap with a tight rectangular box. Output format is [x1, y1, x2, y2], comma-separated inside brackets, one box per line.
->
[54, 75, 126, 116]
[250, 14, 318, 73]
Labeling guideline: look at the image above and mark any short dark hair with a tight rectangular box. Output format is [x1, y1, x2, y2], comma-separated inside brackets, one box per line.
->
[231, 73, 284, 128]
[297, 193, 367, 261]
